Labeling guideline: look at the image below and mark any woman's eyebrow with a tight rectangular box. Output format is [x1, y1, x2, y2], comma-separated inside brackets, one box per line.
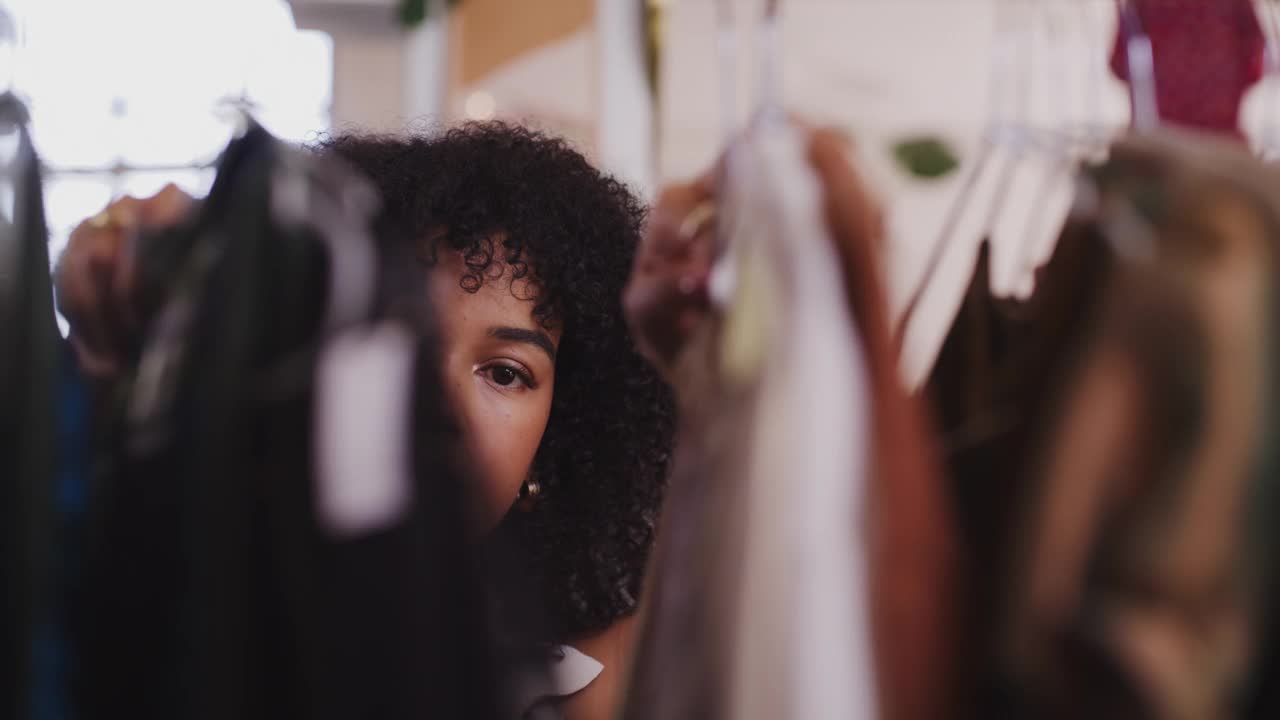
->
[489, 326, 557, 362]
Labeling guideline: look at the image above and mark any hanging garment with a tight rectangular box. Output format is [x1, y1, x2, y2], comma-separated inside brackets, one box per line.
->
[925, 226, 1114, 715]
[75, 123, 501, 720]
[1109, 0, 1265, 138]
[997, 130, 1280, 719]
[810, 132, 958, 720]
[0, 92, 58, 720]
[624, 121, 953, 720]
[30, 339, 91, 720]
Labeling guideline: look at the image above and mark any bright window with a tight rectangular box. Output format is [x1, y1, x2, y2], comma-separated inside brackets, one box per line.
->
[1, 0, 333, 271]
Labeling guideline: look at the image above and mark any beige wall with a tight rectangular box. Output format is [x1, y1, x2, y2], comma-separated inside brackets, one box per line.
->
[330, 30, 406, 131]
[292, 0, 647, 191]
[449, 0, 592, 89]
[290, 0, 448, 132]
[445, 0, 597, 155]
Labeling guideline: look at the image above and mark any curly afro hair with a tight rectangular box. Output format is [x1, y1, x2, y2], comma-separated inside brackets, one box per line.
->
[314, 122, 675, 639]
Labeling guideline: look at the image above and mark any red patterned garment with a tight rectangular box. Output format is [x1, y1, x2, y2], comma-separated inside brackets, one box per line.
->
[1110, 0, 1265, 138]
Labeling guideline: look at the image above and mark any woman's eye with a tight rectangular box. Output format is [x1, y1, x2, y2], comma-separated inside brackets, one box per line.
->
[483, 364, 532, 389]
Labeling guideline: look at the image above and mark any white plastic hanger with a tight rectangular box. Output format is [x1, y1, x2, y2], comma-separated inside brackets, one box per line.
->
[1255, 0, 1280, 160]
[1118, 0, 1159, 133]
[714, 0, 783, 139]
[894, 0, 1033, 342]
[1006, 0, 1109, 294]
[709, 0, 786, 309]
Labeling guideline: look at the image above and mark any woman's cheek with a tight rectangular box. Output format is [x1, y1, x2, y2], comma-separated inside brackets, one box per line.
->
[469, 386, 551, 530]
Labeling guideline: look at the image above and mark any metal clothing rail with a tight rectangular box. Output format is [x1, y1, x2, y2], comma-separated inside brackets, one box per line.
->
[42, 159, 217, 177]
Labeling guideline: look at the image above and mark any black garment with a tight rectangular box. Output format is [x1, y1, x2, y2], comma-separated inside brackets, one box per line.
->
[76, 124, 500, 720]
[0, 92, 58, 720]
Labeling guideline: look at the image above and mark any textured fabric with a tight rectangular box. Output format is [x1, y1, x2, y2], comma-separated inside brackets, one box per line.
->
[1110, 0, 1264, 137]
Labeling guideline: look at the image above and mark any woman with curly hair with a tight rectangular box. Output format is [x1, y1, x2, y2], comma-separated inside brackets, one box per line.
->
[56, 122, 675, 719]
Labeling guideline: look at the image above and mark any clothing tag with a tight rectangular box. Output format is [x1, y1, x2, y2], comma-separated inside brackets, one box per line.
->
[314, 323, 417, 537]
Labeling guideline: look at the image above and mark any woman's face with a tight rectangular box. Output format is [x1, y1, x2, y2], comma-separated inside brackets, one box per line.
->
[429, 247, 561, 531]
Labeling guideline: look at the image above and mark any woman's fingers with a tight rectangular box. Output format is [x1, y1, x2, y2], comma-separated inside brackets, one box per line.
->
[624, 271, 708, 370]
[113, 185, 193, 329]
[55, 185, 194, 378]
[625, 176, 720, 377]
[57, 210, 131, 374]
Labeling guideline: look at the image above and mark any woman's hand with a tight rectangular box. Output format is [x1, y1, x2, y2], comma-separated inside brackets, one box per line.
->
[623, 173, 717, 381]
[624, 125, 883, 382]
[55, 184, 192, 378]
